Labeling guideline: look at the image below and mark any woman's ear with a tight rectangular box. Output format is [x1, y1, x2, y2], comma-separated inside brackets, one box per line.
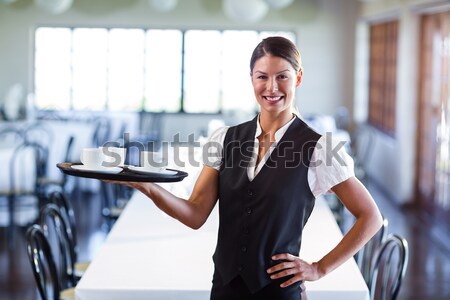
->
[295, 69, 303, 87]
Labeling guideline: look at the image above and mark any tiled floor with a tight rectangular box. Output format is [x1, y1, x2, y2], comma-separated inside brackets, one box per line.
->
[0, 182, 449, 300]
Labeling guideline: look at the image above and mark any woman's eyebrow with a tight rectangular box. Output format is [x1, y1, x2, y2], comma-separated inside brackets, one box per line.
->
[254, 69, 290, 75]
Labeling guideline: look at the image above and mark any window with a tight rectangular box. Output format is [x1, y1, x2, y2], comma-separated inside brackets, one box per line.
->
[34, 27, 295, 113]
[144, 30, 182, 112]
[35, 27, 72, 110]
[72, 28, 108, 110]
[368, 20, 398, 136]
[221, 31, 259, 112]
[184, 30, 222, 113]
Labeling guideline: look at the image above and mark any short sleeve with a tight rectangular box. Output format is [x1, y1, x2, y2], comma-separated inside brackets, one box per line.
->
[202, 126, 229, 170]
[307, 135, 355, 198]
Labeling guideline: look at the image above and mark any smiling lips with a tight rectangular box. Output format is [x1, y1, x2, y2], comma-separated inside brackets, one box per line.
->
[263, 96, 284, 103]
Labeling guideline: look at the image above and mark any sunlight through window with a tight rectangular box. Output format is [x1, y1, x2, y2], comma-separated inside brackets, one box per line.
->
[34, 27, 295, 113]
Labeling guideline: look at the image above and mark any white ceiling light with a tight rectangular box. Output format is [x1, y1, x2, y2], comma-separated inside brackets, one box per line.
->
[35, 0, 73, 14]
[263, 0, 294, 10]
[223, 0, 269, 23]
[148, 0, 178, 13]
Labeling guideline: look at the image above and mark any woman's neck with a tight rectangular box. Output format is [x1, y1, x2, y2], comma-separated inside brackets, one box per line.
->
[258, 110, 295, 139]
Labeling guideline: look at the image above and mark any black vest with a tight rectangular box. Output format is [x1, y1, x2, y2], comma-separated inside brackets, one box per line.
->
[214, 116, 321, 293]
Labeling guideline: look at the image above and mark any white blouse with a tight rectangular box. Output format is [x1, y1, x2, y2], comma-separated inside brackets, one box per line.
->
[204, 116, 355, 198]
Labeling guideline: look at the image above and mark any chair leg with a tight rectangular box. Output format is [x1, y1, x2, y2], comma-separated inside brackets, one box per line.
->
[7, 195, 15, 249]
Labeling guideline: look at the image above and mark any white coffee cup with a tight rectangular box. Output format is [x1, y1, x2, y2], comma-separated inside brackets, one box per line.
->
[99, 146, 126, 167]
[140, 151, 167, 171]
[80, 148, 105, 169]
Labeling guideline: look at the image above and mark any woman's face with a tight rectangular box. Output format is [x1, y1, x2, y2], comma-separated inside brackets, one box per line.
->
[251, 54, 302, 116]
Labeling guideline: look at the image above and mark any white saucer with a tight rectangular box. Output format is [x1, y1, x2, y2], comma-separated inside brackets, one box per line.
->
[127, 166, 177, 176]
[71, 165, 123, 174]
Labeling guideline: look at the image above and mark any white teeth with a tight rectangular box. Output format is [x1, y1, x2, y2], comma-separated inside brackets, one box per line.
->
[265, 96, 282, 101]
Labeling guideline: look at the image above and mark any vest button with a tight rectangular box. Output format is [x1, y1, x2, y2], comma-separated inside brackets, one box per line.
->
[247, 189, 253, 196]
[246, 207, 252, 214]
[238, 265, 244, 272]
[243, 228, 249, 234]
[241, 246, 247, 252]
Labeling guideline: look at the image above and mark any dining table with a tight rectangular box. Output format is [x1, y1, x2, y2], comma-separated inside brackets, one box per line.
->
[75, 179, 369, 300]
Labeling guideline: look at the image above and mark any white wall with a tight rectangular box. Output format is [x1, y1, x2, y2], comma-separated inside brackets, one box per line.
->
[0, 0, 359, 120]
[355, 0, 448, 204]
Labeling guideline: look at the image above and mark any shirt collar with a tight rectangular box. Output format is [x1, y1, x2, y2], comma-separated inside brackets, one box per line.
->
[255, 114, 297, 142]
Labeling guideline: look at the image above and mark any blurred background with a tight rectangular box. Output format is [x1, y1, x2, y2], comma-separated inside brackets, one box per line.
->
[0, 0, 449, 299]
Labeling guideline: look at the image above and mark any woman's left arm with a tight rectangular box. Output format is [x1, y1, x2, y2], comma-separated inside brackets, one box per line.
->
[267, 176, 383, 287]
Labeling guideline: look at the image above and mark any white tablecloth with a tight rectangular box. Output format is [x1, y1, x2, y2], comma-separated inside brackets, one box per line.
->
[75, 192, 369, 300]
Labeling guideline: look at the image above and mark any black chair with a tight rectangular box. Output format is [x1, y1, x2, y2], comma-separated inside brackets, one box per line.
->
[26, 224, 75, 300]
[3, 141, 51, 199]
[0, 126, 24, 145]
[100, 126, 132, 225]
[92, 117, 111, 147]
[23, 124, 53, 194]
[1, 142, 45, 246]
[39, 204, 77, 287]
[370, 234, 409, 300]
[25, 142, 50, 200]
[23, 122, 54, 147]
[47, 191, 90, 278]
[38, 135, 75, 194]
[357, 217, 389, 285]
[48, 191, 78, 255]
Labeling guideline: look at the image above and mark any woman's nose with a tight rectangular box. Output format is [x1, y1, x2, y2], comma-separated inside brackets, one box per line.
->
[267, 78, 278, 92]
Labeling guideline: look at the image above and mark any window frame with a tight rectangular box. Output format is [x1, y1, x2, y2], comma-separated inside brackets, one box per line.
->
[32, 26, 296, 114]
[367, 20, 399, 137]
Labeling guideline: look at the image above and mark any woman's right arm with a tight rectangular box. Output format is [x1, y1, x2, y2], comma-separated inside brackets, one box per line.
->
[119, 165, 219, 230]
[111, 127, 227, 229]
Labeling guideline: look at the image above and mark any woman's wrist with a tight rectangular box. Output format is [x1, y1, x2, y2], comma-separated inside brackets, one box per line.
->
[313, 261, 327, 279]
[140, 182, 155, 197]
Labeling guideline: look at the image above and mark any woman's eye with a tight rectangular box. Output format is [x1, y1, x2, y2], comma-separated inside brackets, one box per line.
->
[278, 74, 288, 79]
[257, 75, 267, 79]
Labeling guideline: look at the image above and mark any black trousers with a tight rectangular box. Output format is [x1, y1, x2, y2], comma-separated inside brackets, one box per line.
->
[210, 270, 307, 300]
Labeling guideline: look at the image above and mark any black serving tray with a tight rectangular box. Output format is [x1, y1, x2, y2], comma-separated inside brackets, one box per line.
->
[57, 163, 188, 183]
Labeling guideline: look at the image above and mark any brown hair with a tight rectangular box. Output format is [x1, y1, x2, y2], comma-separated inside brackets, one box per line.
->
[250, 36, 301, 73]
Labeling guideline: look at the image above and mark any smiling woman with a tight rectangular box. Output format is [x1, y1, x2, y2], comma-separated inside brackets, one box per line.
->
[105, 36, 383, 300]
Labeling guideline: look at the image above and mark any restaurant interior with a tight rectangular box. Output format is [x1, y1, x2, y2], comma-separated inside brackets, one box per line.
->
[0, 0, 449, 299]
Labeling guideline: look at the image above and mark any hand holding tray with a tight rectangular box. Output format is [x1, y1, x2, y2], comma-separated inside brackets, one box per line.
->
[57, 163, 188, 183]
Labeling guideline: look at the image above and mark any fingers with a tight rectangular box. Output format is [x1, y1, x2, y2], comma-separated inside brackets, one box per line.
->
[266, 253, 298, 274]
[266, 261, 296, 274]
[267, 253, 315, 288]
[102, 179, 126, 185]
[268, 263, 303, 288]
[101, 179, 137, 189]
[271, 253, 296, 261]
[280, 276, 302, 288]
[269, 266, 297, 279]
